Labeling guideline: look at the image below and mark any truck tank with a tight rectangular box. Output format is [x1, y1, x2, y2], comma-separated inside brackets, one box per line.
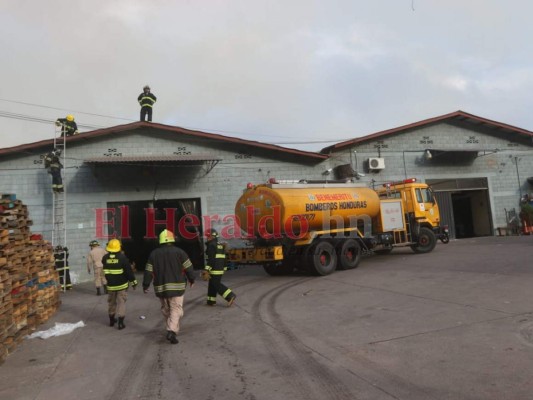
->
[235, 184, 381, 238]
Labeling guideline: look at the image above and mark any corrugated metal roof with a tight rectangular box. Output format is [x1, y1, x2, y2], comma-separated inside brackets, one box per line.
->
[84, 154, 221, 164]
[321, 110, 533, 153]
[0, 121, 328, 161]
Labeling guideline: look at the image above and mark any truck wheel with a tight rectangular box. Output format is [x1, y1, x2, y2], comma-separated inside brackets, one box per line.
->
[410, 227, 437, 253]
[336, 239, 361, 270]
[280, 260, 295, 274]
[308, 241, 337, 276]
[263, 262, 294, 276]
[263, 263, 283, 276]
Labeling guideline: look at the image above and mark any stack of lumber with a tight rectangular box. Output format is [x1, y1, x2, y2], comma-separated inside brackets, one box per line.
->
[0, 194, 60, 364]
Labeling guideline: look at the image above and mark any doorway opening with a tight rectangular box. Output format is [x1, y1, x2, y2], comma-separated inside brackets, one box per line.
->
[429, 178, 492, 239]
[107, 198, 204, 271]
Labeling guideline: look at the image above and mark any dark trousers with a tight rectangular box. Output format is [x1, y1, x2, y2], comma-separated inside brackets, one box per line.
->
[207, 274, 235, 305]
[57, 266, 72, 290]
[50, 167, 63, 191]
[140, 106, 153, 122]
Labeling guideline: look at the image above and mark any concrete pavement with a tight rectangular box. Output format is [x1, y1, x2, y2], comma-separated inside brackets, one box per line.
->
[1, 236, 533, 400]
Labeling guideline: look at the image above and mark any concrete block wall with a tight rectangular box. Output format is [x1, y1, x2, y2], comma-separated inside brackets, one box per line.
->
[1, 122, 531, 282]
[327, 122, 533, 231]
[0, 132, 328, 283]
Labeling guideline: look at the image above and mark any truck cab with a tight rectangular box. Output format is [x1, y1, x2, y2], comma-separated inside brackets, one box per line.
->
[375, 178, 440, 252]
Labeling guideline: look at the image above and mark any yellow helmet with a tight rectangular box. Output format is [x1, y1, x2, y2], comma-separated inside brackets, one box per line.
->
[106, 239, 121, 252]
[66, 114, 74, 122]
[159, 229, 175, 244]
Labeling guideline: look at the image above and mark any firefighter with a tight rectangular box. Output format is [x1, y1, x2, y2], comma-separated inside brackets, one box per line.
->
[54, 245, 72, 290]
[137, 85, 157, 122]
[143, 229, 196, 344]
[86, 240, 108, 296]
[102, 239, 137, 330]
[55, 115, 79, 137]
[44, 148, 63, 193]
[202, 229, 236, 307]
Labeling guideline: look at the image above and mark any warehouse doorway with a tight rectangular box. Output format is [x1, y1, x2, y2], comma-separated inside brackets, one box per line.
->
[107, 198, 204, 271]
[428, 178, 493, 239]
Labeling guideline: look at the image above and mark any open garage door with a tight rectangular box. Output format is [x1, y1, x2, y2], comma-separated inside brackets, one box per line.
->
[428, 178, 493, 239]
[106, 198, 204, 271]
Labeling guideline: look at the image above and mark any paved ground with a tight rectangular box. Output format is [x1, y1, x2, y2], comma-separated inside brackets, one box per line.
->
[1, 236, 533, 400]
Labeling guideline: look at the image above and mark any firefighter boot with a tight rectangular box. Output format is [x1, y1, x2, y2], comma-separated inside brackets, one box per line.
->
[109, 314, 116, 327]
[96, 287, 101, 296]
[167, 331, 179, 344]
[118, 317, 125, 330]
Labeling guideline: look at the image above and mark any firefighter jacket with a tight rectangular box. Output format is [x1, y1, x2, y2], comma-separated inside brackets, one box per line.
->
[205, 239, 226, 276]
[44, 152, 62, 170]
[138, 92, 157, 108]
[143, 244, 195, 298]
[54, 246, 69, 270]
[56, 118, 79, 136]
[103, 252, 137, 291]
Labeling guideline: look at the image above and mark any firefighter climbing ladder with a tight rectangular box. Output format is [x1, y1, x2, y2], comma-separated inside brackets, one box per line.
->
[52, 125, 68, 291]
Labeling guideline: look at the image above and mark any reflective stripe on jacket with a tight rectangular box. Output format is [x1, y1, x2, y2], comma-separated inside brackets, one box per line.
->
[103, 252, 137, 291]
[56, 118, 78, 136]
[205, 240, 226, 274]
[143, 244, 195, 298]
[138, 92, 157, 107]
[44, 153, 62, 169]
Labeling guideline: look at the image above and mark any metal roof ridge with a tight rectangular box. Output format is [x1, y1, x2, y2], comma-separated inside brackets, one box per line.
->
[0, 121, 328, 161]
[320, 110, 533, 153]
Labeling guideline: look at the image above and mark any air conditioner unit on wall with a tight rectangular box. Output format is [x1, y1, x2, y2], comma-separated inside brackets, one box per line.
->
[368, 157, 385, 170]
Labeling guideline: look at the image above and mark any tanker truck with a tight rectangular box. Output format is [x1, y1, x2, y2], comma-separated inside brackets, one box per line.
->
[227, 178, 442, 276]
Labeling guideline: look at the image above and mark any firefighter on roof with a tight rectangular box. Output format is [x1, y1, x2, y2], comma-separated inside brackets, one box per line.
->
[44, 148, 63, 193]
[55, 115, 79, 137]
[138, 85, 157, 122]
[202, 229, 237, 307]
[103, 239, 137, 330]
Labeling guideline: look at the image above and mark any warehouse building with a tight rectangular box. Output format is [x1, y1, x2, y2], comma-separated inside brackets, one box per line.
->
[0, 122, 328, 283]
[0, 110, 531, 283]
[322, 110, 533, 240]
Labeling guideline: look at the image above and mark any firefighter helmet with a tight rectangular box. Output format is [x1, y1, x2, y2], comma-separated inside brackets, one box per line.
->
[143, 85, 150, 90]
[106, 239, 121, 253]
[207, 229, 218, 238]
[66, 114, 74, 122]
[159, 229, 175, 244]
[89, 240, 99, 247]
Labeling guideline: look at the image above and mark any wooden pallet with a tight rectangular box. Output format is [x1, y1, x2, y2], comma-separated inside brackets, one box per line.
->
[0, 194, 62, 361]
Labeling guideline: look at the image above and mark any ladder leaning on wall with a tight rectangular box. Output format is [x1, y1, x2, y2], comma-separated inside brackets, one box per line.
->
[51, 124, 68, 291]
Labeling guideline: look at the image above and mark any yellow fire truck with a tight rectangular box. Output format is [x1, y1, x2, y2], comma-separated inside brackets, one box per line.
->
[228, 178, 442, 276]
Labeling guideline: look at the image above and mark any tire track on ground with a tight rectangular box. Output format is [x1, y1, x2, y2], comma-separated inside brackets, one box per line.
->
[112, 275, 270, 399]
[252, 277, 361, 400]
[109, 327, 164, 400]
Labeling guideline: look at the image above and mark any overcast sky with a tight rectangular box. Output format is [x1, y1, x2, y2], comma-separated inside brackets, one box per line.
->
[1, 0, 532, 152]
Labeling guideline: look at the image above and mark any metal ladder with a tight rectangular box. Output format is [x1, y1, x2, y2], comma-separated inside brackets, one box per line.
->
[52, 125, 68, 291]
